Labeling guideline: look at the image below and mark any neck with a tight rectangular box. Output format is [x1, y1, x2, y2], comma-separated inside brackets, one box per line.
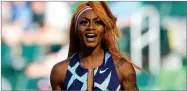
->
[79, 44, 104, 69]
[80, 47, 102, 57]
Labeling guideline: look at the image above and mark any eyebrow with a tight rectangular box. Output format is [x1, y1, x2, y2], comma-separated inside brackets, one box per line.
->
[80, 17, 100, 21]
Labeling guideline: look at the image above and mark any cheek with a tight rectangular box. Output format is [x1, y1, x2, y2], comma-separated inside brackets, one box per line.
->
[98, 27, 105, 38]
[77, 27, 85, 39]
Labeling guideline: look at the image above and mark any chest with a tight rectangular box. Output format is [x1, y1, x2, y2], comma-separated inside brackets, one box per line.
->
[64, 63, 121, 90]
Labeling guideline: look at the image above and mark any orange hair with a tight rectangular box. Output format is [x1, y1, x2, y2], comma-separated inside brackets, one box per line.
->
[68, 1, 142, 71]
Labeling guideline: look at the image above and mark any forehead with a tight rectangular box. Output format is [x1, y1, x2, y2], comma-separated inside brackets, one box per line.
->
[78, 9, 98, 19]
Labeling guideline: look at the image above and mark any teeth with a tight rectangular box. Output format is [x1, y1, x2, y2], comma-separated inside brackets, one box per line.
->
[87, 34, 95, 36]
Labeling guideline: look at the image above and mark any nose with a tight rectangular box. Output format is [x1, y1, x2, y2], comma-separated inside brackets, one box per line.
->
[87, 22, 96, 30]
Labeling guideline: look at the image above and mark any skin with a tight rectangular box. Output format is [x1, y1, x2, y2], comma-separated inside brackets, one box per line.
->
[50, 9, 139, 91]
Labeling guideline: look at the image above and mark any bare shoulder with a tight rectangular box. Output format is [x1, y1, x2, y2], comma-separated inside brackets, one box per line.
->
[53, 58, 69, 71]
[51, 58, 70, 81]
[113, 57, 139, 91]
[50, 58, 70, 90]
[115, 58, 136, 77]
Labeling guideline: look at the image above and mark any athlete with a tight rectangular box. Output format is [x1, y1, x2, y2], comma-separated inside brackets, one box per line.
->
[50, 1, 141, 90]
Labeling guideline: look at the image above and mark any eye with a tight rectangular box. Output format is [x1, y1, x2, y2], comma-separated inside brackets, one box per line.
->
[95, 20, 103, 25]
[79, 20, 89, 25]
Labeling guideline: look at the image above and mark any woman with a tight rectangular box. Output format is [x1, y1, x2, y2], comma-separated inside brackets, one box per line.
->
[50, 1, 142, 90]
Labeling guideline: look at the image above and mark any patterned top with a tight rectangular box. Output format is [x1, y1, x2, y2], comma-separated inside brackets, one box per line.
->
[63, 50, 121, 90]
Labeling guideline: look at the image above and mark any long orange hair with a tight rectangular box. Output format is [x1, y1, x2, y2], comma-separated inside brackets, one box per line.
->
[68, 1, 142, 70]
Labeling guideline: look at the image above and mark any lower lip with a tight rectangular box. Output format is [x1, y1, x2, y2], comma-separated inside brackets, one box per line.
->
[87, 37, 96, 42]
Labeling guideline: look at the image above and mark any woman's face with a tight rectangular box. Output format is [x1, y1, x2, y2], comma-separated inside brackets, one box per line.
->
[77, 9, 105, 48]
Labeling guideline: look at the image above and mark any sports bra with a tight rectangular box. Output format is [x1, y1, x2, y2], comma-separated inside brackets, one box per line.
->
[63, 50, 121, 90]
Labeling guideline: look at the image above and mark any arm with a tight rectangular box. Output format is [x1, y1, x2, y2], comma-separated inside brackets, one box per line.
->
[115, 59, 139, 91]
[122, 72, 139, 90]
[50, 59, 69, 90]
[50, 64, 63, 90]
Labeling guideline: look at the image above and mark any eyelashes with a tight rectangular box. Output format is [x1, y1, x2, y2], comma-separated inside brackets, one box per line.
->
[79, 20, 88, 25]
[95, 20, 104, 25]
[79, 20, 104, 26]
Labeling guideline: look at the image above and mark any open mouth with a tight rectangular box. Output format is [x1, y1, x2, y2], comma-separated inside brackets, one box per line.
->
[85, 33, 97, 42]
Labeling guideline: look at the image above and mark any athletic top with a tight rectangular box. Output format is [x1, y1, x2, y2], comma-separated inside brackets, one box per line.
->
[63, 50, 121, 90]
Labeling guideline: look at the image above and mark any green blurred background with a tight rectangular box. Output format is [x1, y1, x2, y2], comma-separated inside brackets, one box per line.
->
[1, 1, 186, 90]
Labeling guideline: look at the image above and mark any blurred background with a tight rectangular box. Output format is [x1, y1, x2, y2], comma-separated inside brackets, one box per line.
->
[1, 1, 186, 90]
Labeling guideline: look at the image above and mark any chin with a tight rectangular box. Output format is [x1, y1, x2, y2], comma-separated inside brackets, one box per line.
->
[85, 42, 98, 48]
[81, 38, 101, 48]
